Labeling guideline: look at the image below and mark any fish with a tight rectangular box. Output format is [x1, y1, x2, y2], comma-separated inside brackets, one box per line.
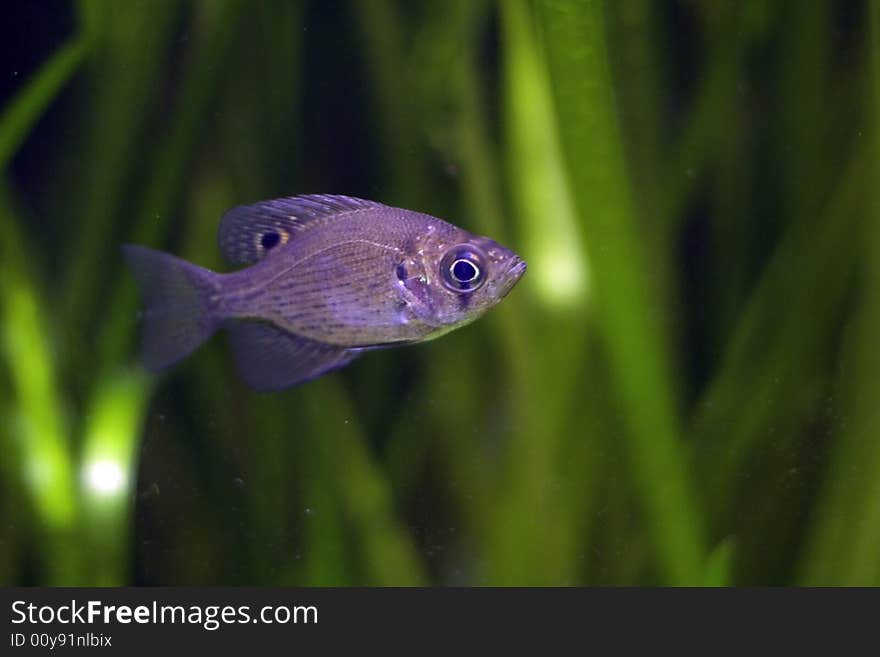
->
[122, 194, 526, 390]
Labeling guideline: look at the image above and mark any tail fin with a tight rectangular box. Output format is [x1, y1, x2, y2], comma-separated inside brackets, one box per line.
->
[122, 244, 220, 371]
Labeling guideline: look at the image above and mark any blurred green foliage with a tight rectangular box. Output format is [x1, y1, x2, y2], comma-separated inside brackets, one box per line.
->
[0, 0, 876, 585]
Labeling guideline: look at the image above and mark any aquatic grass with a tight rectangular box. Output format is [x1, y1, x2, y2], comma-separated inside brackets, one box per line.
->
[0, 188, 80, 584]
[351, 0, 428, 206]
[692, 150, 864, 523]
[653, 4, 765, 242]
[605, 0, 667, 220]
[220, 2, 306, 196]
[303, 382, 427, 585]
[79, 368, 152, 585]
[299, 396, 353, 586]
[0, 0, 244, 586]
[774, 1, 832, 228]
[702, 538, 735, 587]
[502, 0, 588, 308]
[489, 0, 597, 584]
[536, 0, 705, 584]
[63, 0, 183, 343]
[0, 37, 87, 172]
[92, 0, 244, 585]
[796, 2, 880, 585]
[0, 20, 91, 583]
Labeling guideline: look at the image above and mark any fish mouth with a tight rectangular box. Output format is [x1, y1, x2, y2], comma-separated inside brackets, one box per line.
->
[495, 257, 526, 299]
[507, 257, 527, 279]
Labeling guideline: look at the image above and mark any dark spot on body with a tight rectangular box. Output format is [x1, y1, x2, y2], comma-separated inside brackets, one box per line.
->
[261, 231, 281, 250]
[396, 263, 407, 281]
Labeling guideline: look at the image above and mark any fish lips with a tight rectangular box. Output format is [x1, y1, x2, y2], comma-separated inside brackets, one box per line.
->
[507, 256, 527, 279]
[496, 256, 527, 299]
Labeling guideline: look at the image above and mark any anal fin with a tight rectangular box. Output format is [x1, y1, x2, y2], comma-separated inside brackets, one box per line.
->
[226, 320, 359, 391]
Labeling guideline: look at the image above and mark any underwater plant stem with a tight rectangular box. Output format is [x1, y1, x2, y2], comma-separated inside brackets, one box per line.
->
[489, 0, 597, 584]
[63, 0, 182, 337]
[692, 150, 864, 524]
[80, 368, 152, 585]
[536, 0, 705, 584]
[0, 37, 87, 172]
[502, 0, 588, 310]
[304, 382, 426, 585]
[350, 0, 427, 206]
[796, 2, 880, 585]
[0, 188, 80, 584]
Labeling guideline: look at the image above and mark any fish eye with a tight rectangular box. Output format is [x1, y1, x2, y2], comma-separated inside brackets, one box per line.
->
[440, 246, 486, 293]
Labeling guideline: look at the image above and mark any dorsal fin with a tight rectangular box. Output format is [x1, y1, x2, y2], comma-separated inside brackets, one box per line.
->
[217, 194, 384, 266]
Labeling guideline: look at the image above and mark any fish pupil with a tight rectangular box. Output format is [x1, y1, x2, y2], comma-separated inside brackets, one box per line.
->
[261, 231, 281, 250]
[452, 259, 478, 282]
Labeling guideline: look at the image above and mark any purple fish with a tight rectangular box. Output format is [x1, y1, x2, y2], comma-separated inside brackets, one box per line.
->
[123, 195, 526, 390]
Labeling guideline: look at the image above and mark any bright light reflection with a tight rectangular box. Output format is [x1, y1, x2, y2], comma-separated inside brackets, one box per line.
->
[532, 246, 588, 306]
[84, 459, 126, 495]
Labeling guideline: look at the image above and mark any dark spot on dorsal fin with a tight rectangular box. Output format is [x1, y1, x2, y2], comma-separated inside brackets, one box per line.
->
[261, 231, 280, 250]
[218, 194, 389, 267]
